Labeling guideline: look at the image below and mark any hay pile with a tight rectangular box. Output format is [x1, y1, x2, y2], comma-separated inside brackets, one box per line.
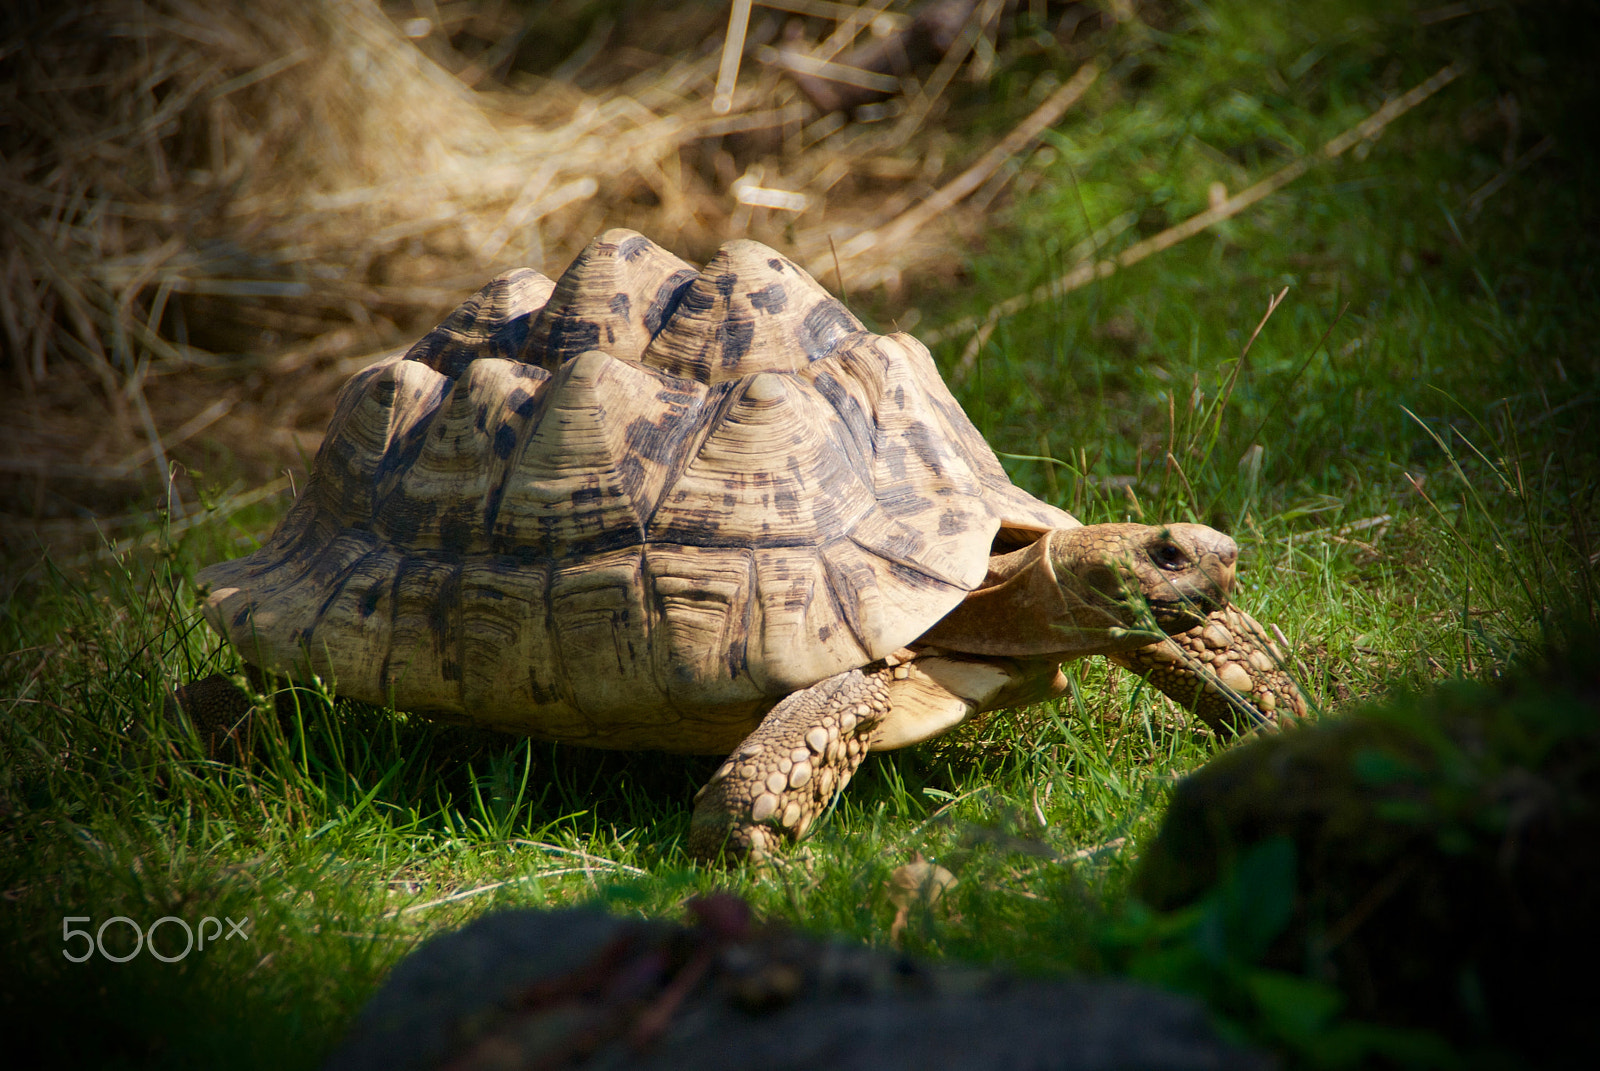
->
[0, 0, 1112, 560]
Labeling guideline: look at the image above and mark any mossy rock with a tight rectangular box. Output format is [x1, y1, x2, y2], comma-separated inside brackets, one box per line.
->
[1135, 628, 1600, 1064]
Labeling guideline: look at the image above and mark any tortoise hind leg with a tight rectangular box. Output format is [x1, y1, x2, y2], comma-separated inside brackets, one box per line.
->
[1109, 604, 1306, 733]
[688, 668, 890, 863]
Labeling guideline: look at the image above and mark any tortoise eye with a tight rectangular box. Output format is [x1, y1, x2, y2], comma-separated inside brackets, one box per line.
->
[1151, 542, 1188, 571]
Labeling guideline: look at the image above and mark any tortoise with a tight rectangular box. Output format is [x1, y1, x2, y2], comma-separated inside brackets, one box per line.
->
[184, 229, 1304, 860]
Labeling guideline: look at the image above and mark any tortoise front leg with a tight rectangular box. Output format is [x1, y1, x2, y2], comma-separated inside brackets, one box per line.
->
[688, 668, 890, 863]
[1109, 604, 1306, 732]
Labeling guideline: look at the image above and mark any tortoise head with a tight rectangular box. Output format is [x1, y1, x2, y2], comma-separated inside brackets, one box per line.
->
[917, 522, 1237, 659]
[1050, 522, 1236, 636]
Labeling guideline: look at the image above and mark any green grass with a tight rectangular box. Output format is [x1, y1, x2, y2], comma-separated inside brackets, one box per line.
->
[3, 1, 1595, 1067]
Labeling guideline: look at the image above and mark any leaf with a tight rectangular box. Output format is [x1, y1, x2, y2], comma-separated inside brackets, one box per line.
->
[1244, 968, 1342, 1042]
[1310, 1021, 1461, 1070]
[1216, 835, 1297, 961]
[1352, 747, 1421, 786]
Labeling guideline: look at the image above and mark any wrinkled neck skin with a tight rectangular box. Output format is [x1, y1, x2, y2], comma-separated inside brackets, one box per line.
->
[917, 525, 1234, 660]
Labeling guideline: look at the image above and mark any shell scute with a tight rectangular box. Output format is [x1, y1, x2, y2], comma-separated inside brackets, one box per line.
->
[528, 228, 698, 370]
[640, 240, 867, 385]
[645, 543, 759, 703]
[212, 527, 382, 689]
[298, 544, 401, 697]
[647, 371, 877, 551]
[455, 555, 563, 724]
[491, 350, 705, 559]
[312, 357, 453, 528]
[379, 554, 467, 715]
[548, 546, 669, 719]
[380, 357, 544, 553]
[404, 268, 555, 377]
[747, 546, 872, 693]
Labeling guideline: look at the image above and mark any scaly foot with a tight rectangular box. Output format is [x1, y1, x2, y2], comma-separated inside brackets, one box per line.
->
[688, 669, 890, 862]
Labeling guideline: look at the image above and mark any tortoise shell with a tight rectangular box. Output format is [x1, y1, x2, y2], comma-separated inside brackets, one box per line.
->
[198, 230, 1071, 751]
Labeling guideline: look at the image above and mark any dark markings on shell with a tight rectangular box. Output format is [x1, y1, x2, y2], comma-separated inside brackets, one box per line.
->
[617, 234, 652, 261]
[938, 509, 968, 536]
[327, 476, 372, 534]
[642, 269, 697, 338]
[542, 314, 602, 366]
[359, 580, 382, 618]
[482, 484, 508, 539]
[489, 312, 533, 366]
[528, 664, 558, 705]
[259, 510, 346, 606]
[376, 561, 408, 693]
[609, 292, 630, 318]
[401, 270, 553, 378]
[859, 522, 925, 562]
[509, 361, 549, 387]
[875, 439, 910, 489]
[766, 258, 785, 272]
[424, 346, 464, 380]
[305, 542, 381, 645]
[375, 489, 436, 547]
[717, 317, 755, 370]
[438, 507, 475, 555]
[796, 299, 861, 361]
[617, 455, 646, 502]
[676, 281, 716, 318]
[818, 545, 872, 656]
[623, 411, 698, 477]
[725, 558, 756, 679]
[479, 372, 566, 542]
[493, 423, 517, 460]
[639, 381, 754, 540]
[429, 559, 463, 681]
[651, 371, 705, 406]
[873, 554, 951, 596]
[574, 528, 652, 558]
[715, 271, 737, 299]
[901, 420, 949, 482]
[808, 371, 874, 469]
[747, 282, 787, 314]
[369, 378, 452, 493]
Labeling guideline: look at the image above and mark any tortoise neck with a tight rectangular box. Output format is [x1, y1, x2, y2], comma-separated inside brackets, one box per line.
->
[916, 530, 1151, 659]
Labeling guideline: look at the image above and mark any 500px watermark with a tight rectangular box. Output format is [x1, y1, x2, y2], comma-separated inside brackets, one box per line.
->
[61, 915, 250, 963]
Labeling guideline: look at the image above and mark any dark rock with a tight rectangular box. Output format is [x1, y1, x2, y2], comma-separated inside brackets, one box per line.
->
[327, 899, 1271, 1071]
